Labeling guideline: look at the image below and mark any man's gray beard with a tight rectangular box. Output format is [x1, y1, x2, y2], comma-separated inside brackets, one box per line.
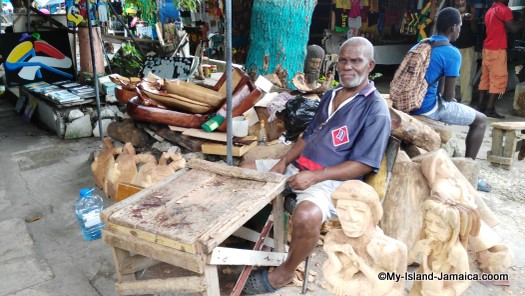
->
[456, 3, 466, 13]
[306, 71, 320, 84]
[340, 74, 366, 88]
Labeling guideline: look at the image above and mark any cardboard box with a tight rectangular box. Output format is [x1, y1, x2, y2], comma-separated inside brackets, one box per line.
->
[201, 136, 257, 157]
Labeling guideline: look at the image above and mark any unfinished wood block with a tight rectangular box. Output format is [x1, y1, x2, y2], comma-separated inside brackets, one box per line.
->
[380, 161, 429, 260]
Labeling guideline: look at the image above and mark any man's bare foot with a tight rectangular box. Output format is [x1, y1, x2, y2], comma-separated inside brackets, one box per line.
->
[268, 266, 295, 288]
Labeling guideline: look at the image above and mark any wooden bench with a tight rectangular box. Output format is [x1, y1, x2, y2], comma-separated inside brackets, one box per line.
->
[101, 159, 287, 295]
[487, 122, 525, 170]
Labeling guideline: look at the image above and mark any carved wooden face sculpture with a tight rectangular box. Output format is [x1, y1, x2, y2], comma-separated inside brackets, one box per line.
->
[424, 211, 453, 243]
[337, 199, 372, 238]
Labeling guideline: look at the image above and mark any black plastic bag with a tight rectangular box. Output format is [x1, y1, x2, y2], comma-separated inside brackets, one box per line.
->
[283, 96, 319, 141]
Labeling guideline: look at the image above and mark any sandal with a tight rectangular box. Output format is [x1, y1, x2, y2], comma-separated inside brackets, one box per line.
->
[242, 267, 278, 295]
[477, 177, 492, 193]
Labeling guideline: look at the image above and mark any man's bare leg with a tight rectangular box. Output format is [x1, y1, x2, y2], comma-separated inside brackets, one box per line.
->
[465, 111, 487, 159]
[268, 201, 323, 288]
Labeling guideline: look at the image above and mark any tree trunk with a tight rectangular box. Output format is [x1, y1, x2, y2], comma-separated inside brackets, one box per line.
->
[245, 0, 317, 88]
[78, 26, 106, 75]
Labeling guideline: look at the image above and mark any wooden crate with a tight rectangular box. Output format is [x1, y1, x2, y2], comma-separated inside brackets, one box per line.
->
[487, 122, 525, 170]
[101, 159, 287, 295]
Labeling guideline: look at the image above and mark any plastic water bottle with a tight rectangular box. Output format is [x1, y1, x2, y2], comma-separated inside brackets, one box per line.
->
[258, 120, 267, 145]
[73, 188, 105, 240]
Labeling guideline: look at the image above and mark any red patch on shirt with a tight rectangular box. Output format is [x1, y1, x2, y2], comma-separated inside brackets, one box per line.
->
[332, 126, 349, 146]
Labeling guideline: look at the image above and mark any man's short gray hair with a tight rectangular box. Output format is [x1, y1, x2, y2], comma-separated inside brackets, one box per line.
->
[339, 37, 374, 61]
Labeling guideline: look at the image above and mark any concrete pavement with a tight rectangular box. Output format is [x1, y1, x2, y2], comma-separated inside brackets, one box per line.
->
[0, 95, 115, 295]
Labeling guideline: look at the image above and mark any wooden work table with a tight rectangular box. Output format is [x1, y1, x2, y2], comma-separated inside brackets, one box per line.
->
[101, 159, 287, 295]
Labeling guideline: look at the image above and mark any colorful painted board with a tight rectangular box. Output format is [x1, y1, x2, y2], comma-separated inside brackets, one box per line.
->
[0, 31, 76, 87]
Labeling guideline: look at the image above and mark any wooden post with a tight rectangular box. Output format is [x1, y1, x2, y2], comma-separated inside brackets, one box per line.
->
[78, 26, 106, 75]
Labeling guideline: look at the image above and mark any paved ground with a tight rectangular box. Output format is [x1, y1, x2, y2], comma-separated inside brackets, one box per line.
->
[0, 74, 524, 296]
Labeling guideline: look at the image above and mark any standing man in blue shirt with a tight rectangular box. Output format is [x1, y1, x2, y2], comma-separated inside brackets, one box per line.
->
[240, 37, 391, 294]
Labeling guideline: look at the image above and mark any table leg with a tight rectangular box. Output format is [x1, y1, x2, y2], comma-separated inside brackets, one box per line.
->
[273, 193, 285, 253]
[111, 246, 136, 281]
[202, 264, 220, 296]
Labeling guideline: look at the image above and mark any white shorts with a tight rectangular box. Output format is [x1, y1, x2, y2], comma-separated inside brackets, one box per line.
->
[255, 159, 340, 222]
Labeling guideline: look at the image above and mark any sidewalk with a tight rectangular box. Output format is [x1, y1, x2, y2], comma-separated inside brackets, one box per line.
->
[0, 79, 524, 295]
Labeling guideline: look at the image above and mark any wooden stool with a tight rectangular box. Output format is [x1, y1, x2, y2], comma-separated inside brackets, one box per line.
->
[101, 159, 287, 296]
[487, 122, 525, 170]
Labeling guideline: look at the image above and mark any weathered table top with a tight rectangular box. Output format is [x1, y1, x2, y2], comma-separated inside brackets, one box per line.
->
[101, 159, 286, 255]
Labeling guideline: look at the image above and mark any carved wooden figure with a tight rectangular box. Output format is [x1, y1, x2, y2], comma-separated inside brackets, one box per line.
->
[409, 197, 479, 296]
[134, 152, 186, 188]
[415, 149, 513, 274]
[105, 143, 156, 199]
[91, 138, 122, 192]
[323, 180, 407, 296]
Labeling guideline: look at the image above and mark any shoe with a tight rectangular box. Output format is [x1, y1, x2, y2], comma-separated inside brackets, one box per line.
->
[484, 109, 505, 119]
[477, 105, 486, 113]
[243, 267, 278, 295]
[477, 177, 492, 192]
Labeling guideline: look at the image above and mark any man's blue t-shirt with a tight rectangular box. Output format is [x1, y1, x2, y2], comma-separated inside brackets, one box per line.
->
[412, 35, 461, 115]
[295, 82, 391, 175]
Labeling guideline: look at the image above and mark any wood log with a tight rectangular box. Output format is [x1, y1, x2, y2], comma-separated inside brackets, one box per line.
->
[155, 127, 205, 152]
[389, 108, 441, 152]
[412, 115, 452, 144]
[187, 159, 286, 183]
[380, 160, 430, 262]
[107, 120, 151, 148]
[78, 26, 105, 75]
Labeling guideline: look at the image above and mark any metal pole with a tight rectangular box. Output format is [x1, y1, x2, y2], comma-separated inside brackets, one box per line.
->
[26, 0, 30, 32]
[225, 0, 233, 165]
[301, 256, 311, 294]
[85, 0, 104, 141]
